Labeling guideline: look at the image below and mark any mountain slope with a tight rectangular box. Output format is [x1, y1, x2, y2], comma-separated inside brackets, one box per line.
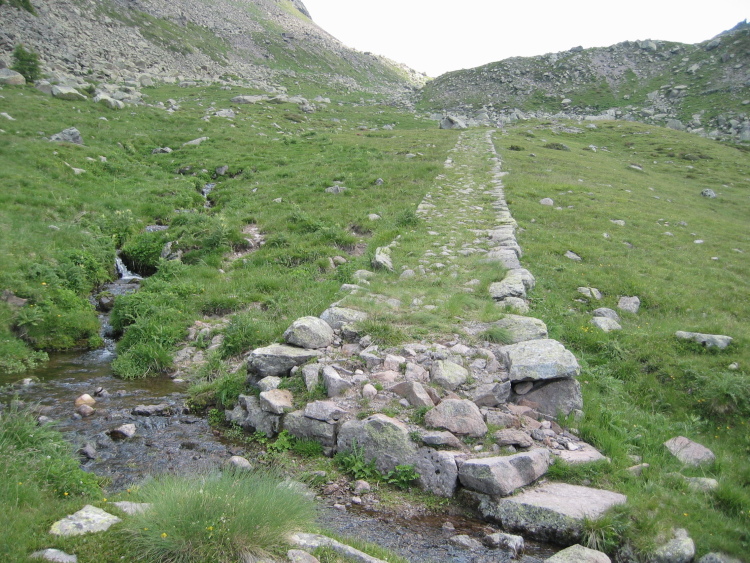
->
[0, 0, 423, 95]
[420, 23, 750, 140]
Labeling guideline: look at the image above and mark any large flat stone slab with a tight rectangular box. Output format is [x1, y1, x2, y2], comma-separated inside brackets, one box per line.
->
[472, 482, 627, 544]
[500, 339, 580, 382]
[49, 505, 121, 536]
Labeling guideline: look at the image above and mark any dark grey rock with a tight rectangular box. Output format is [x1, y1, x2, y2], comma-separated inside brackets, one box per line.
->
[50, 127, 83, 145]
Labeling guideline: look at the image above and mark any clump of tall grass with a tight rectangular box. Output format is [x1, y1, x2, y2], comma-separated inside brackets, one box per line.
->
[119, 469, 316, 562]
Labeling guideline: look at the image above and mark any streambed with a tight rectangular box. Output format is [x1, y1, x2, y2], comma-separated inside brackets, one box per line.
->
[0, 276, 556, 561]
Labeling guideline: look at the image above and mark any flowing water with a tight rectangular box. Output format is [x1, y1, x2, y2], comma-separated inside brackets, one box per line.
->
[0, 267, 557, 562]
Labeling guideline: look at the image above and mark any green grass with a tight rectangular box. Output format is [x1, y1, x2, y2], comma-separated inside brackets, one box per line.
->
[0, 405, 104, 562]
[118, 469, 315, 562]
[498, 120, 750, 557]
[1, 70, 749, 560]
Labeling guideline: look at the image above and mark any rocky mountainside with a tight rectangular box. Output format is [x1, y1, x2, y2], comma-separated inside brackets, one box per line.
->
[0, 0, 424, 95]
[420, 22, 750, 141]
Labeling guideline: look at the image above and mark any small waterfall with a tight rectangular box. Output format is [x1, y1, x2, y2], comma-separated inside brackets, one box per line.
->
[115, 256, 143, 281]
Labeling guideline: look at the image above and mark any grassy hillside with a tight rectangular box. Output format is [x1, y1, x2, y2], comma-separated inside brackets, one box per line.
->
[496, 121, 750, 556]
[0, 81, 748, 559]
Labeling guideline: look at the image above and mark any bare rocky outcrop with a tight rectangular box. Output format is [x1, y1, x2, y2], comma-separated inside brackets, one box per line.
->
[421, 24, 750, 142]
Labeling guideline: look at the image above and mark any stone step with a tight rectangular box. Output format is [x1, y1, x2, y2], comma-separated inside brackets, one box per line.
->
[469, 482, 627, 545]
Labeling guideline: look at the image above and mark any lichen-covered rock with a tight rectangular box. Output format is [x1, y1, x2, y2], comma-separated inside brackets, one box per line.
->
[652, 528, 695, 563]
[424, 399, 487, 437]
[247, 344, 321, 378]
[320, 307, 367, 330]
[283, 316, 335, 349]
[337, 414, 417, 474]
[500, 339, 580, 382]
[470, 482, 627, 544]
[546, 544, 611, 563]
[49, 505, 121, 536]
[458, 449, 549, 496]
[430, 360, 468, 390]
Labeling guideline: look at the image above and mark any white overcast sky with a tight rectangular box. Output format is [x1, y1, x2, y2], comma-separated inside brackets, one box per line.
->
[301, 0, 749, 77]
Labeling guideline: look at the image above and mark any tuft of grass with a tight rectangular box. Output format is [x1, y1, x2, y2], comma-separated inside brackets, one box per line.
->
[119, 469, 316, 562]
[479, 326, 513, 344]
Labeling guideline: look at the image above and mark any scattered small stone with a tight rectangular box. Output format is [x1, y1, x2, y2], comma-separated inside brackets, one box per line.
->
[74, 394, 96, 407]
[565, 250, 582, 261]
[228, 455, 253, 471]
[617, 296, 640, 314]
[701, 189, 717, 198]
[30, 549, 77, 563]
[540, 198, 554, 206]
[49, 505, 121, 536]
[449, 535, 483, 550]
[652, 528, 695, 563]
[108, 423, 136, 440]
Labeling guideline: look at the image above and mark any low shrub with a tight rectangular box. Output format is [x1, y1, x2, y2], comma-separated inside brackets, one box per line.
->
[10, 44, 40, 80]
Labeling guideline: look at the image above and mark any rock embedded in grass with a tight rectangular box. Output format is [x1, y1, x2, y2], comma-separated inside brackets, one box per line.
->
[675, 331, 733, 350]
[664, 436, 715, 466]
[50, 127, 83, 145]
[49, 505, 121, 536]
[591, 316, 622, 332]
[617, 296, 641, 314]
[652, 528, 695, 563]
